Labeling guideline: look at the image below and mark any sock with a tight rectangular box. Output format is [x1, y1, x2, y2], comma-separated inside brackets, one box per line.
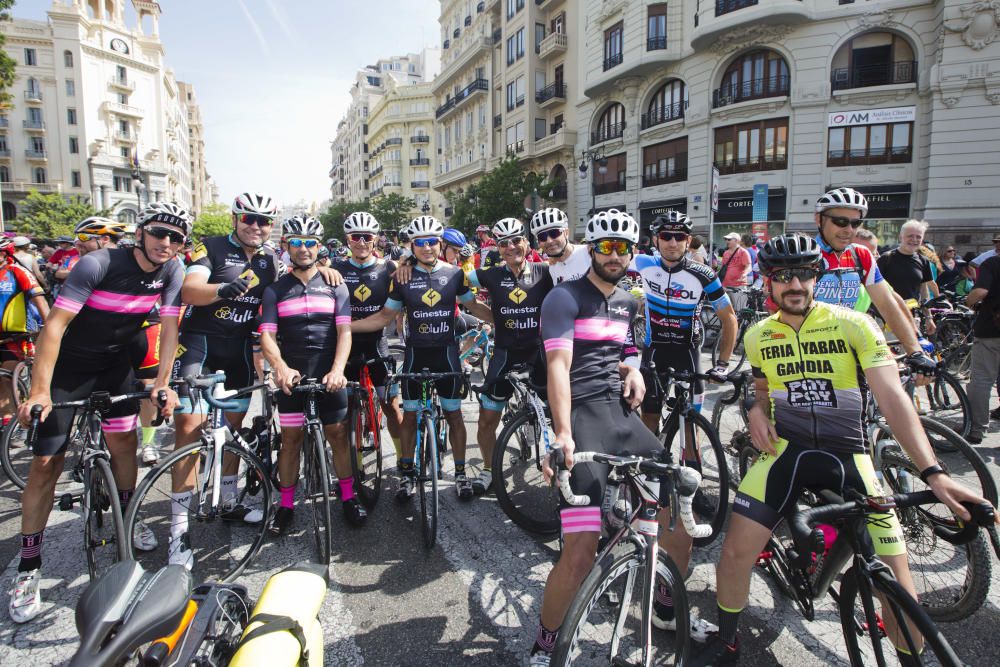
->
[895, 646, 922, 667]
[221, 475, 237, 504]
[718, 604, 742, 647]
[454, 459, 465, 476]
[391, 436, 402, 460]
[399, 457, 414, 474]
[18, 530, 43, 572]
[339, 477, 355, 502]
[654, 581, 674, 620]
[171, 491, 192, 539]
[280, 484, 295, 509]
[531, 621, 559, 656]
[118, 489, 134, 513]
[141, 426, 156, 446]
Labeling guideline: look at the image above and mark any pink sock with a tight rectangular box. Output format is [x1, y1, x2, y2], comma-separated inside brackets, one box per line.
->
[280, 484, 295, 509]
[338, 477, 355, 502]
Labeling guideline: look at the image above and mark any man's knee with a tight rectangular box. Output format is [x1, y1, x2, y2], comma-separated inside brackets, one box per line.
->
[560, 538, 599, 581]
[28, 454, 65, 485]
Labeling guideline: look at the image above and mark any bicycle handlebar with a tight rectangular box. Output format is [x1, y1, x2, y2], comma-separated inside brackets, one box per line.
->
[178, 373, 269, 412]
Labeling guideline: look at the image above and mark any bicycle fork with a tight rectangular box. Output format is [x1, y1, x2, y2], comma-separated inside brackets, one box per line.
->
[634, 477, 662, 667]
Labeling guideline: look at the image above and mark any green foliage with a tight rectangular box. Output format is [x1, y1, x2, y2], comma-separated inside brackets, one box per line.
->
[192, 201, 231, 239]
[319, 200, 369, 240]
[14, 191, 101, 238]
[369, 193, 416, 235]
[444, 155, 554, 237]
[0, 1, 17, 109]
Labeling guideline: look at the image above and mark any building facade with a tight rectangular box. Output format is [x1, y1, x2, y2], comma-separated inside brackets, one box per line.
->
[0, 0, 199, 226]
[178, 80, 212, 217]
[575, 0, 1000, 251]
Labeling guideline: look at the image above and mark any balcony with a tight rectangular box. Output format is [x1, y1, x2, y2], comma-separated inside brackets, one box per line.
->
[534, 127, 577, 158]
[831, 61, 917, 92]
[410, 135, 430, 143]
[647, 36, 667, 51]
[102, 101, 145, 117]
[411, 180, 431, 189]
[827, 147, 912, 168]
[506, 140, 526, 154]
[714, 155, 787, 175]
[549, 184, 568, 200]
[603, 53, 623, 72]
[692, 1, 809, 50]
[0, 118, 8, 128]
[409, 158, 430, 166]
[641, 101, 685, 130]
[371, 165, 383, 177]
[538, 32, 567, 60]
[436, 78, 488, 119]
[594, 180, 626, 195]
[115, 130, 136, 143]
[642, 165, 688, 188]
[386, 137, 403, 146]
[535, 82, 566, 108]
[22, 119, 45, 132]
[477, 1, 485, 13]
[109, 76, 134, 92]
[712, 76, 789, 108]
[0, 148, 10, 158]
[493, 28, 502, 45]
[493, 114, 502, 129]
[434, 157, 488, 189]
[591, 122, 625, 146]
[24, 149, 47, 161]
[23, 89, 42, 103]
[716, 0, 757, 16]
[433, 37, 492, 90]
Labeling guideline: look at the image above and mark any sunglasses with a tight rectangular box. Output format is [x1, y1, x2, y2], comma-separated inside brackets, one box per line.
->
[239, 213, 273, 227]
[412, 237, 440, 248]
[768, 267, 819, 284]
[144, 226, 186, 244]
[498, 237, 526, 248]
[821, 213, 864, 229]
[657, 231, 689, 243]
[288, 238, 320, 249]
[76, 233, 96, 242]
[593, 240, 634, 256]
[348, 233, 374, 243]
[536, 229, 564, 242]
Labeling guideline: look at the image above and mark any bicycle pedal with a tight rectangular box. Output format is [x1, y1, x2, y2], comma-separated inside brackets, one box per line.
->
[58, 494, 74, 511]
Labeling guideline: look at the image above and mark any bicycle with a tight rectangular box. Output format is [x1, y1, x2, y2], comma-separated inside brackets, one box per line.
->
[549, 448, 711, 666]
[0, 331, 35, 410]
[458, 321, 493, 371]
[346, 361, 386, 509]
[124, 373, 274, 583]
[712, 285, 768, 371]
[709, 370, 755, 487]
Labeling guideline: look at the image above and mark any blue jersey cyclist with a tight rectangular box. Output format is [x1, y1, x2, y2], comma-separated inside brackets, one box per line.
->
[352, 215, 478, 500]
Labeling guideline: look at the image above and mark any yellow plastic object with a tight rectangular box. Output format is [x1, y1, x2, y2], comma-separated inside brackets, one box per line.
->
[229, 563, 328, 667]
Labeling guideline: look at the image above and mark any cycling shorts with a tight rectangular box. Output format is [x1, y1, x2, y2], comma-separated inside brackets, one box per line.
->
[128, 324, 161, 381]
[275, 353, 350, 426]
[640, 344, 703, 415]
[173, 332, 254, 413]
[400, 345, 464, 413]
[35, 358, 139, 456]
[734, 440, 905, 557]
[345, 337, 399, 399]
[479, 346, 546, 412]
[560, 398, 662, 535]
[455, 311, 480, 338]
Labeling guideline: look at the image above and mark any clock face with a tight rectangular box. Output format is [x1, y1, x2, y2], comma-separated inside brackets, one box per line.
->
[110, 38, 129, 54]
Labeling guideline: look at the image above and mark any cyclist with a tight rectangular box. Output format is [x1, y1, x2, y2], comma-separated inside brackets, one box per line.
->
[0, 237, 49, 422]
[57, 218, 128, 278]
[11, 204, 188, 623]
[531, 210, 686, 664]
[695, 234, 996, 665]
[259, 216, 362, 533]
[475, 223, 496, 265]
[351, 215, 478, 500]
[332, 211, 404, 462]
[529, 207, 590, 284]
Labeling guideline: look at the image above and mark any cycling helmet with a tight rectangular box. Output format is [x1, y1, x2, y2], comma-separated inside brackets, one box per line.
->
[317, 246, 330, 259]
[492, 218, 525, 241]
[442, 228, 467, 248]
[398, 227, 411, 242]
[335, 247, 349, 258]
[650, 210, 692, 234]
[0, 237, 13, 253]
[460, 243, 475, 259]
[529, 207, 569, 236]
[757, 233, 822, 273]
[408, 215, 443, 238]
[282, 215, 323, 238]
[344, 211, 380, 234]
[232, 192, 278, 218]
[584, 209, 640, 244]
[475, 224, 490, 234]
[76, 216, 130, 238]
[138, 202, 193, 237]
[815, 187, 868, 218]
[54, 235, 73, 244]
[326, 238, 342, 249]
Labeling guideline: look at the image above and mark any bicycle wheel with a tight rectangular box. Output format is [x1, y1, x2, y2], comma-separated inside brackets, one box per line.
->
[713, 320, 751, 372]
[125, 441, 272, 583]
[10, 359, 31, 411]
[839, 565, 965, 667]
[417, 414, 439, 548]
[492, 407, 559, 537]
[921, 372, 970, 438]
[1, 417, 86, 499]
[552, 546, 690, 666]
[700, 308, 721, 351]
[661, 409, 729, 547]
[302, 425, 332, 565]
[879, 448, 992, 622]
[84, 457, 127, 580]
[350, 394, 383, 509]
[710, 393, 753, 487]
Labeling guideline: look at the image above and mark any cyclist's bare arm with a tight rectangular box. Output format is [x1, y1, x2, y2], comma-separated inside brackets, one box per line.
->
[543, 348, 574, 476]
[464, 299, 492, 324]
[351, 305, 397, 334]
[180, 271, 224, 306]
[715, 302, 739, 364]
[30, 294, 50, 321]
[868, 281, 922, 353]
[747, 375, 778, 455]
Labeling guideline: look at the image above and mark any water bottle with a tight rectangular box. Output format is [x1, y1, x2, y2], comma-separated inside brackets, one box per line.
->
[917, 337, 935, 355]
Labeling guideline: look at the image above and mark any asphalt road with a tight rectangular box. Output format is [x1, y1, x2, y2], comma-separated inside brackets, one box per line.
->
[0, 361, 998, 666]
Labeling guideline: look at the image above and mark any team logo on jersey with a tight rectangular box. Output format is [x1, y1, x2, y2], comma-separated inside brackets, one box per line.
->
[190, 243, 207, 262]
[611, 305, 629, 317]
[143, 279, 164, 290]
[174, 344, 187, 359]
[370, 272, 379, 280]
[421, 289, 441, 307]
[354, 284, 372, 302]
[437, 277, 448, 286]
[238, 268, 261, 290]
[785, 378, 837, 408]
[508, 287, 527, 304]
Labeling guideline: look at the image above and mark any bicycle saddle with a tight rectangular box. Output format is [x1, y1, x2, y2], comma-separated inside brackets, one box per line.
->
[71, 560, 192, 667]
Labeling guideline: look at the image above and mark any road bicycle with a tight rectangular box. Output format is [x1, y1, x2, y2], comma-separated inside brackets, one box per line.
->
[346, 361, 386, 509]
[550, 448, 711, 667]
[458, 321, 493, 371]
[124, 373, 274, 583]
[711, 285, 768, 371]
[0, 331, 35, 410]
[710, 370, 755, 487]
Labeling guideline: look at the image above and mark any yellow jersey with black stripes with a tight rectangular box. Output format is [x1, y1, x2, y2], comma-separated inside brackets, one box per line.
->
[744, 301, 896, 453]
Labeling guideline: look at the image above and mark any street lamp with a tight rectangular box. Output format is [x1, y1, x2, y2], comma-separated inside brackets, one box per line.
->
[421, 200, 430, 215]
[578, 147, 608, 220]
[130, 168, 145, 221]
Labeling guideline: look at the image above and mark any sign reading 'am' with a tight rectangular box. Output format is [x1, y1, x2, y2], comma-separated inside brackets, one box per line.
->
[827, 106, 915, 127]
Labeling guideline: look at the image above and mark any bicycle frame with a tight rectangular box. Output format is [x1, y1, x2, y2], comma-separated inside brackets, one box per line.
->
[458, 326, 491, 363]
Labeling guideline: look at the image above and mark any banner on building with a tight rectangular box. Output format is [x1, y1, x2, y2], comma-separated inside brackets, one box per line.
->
[828, 106, 915, 127]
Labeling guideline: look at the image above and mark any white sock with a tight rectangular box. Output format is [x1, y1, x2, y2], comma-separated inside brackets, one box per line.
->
[170, 491, 192, 539]
[221, 475, 237, 504]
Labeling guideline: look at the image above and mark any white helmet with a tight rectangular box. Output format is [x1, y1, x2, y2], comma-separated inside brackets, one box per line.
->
[529, 207, 569, 236]
[232, 192, 278, 218]
[343, 211, 380, 234]
[408, 215, 443, 238]
[282, 215, 323, 238]
[815, 187, 868, 218]
[585, 209, 640, 244]
[492, 218, 525, 241]
[139, 202, 193, 237]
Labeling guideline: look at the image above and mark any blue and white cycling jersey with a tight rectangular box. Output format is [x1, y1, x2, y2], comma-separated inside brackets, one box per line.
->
[630, 255, 730, 347]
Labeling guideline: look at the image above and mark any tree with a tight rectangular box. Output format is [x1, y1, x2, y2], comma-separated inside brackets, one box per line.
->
[319, 200, 369, 241]
[14, 191, 101, 238]
[444, 155, 554, 237]
[192, 202, 231, 239]
[369, 193, 415, 236]
[0, 2, 16, 109]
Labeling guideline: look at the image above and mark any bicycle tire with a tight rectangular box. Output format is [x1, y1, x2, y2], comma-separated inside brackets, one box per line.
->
[712, 319, 750, 372]
[418, 413, 439, 549]
[1, 417, 87, 499]
[925, 371, 970, 439]
[878, 449, 992, 622]
[84, 456, 127, 580]
[661, 408, 729, 547]
[710, 393, 753, 488]
[124, 440, 272, 583]
[350, 392, 383, 509]
[10, 359, 31, 411]
[552, 546, 690, 666]
[838, 565, 964, 667]
[492, 407, 560, 537]
[303, 425, 333, 566]
[700, 308, 721, 351]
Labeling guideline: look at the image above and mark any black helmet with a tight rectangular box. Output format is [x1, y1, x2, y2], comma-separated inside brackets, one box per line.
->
[758, 234, 822, 273]
[650, 210, 692, 234]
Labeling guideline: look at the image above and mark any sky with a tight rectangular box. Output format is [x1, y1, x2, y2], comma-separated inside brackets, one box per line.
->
[14, 0, 441, 208]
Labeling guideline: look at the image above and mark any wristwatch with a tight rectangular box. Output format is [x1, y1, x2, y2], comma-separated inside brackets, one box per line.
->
[919, 463, 949, 485]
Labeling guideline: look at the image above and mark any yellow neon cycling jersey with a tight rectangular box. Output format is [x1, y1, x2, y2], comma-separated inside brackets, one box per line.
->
[744, 301, 896, 453]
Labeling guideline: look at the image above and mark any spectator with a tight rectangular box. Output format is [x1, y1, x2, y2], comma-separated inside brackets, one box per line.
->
[10, 237, 47, 289]
[955, 262, 975, 298]
[917, 245, 943, 301]
[741, 233, 760, 285]
[718, 232, 751, 288]
[853, 228, 880, 257]
[937, 245, 962, 292]
[970, 234, 1000, 268]
[876, 220, 937, 303]
[39, 242, 55, 261]
[964, 253, 1000, 443]
[687, 235, 708, 264]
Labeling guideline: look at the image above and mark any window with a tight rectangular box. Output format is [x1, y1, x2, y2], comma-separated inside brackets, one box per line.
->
[24, 49, 36, 66]
[67, 108, 77, 125]
[715, 50, 789, 107]
[827, 122, 912, 166]
[65, 79, 75, 96]
[71, 170, 82, 188]
[643, 79, 687, 129]
[0, 136, 7, 151]
[119, 119, 129, 134]
[830, 33, 916, 91]
[69, 137, 79, 154]
[116, 65, 127, 83]
[592, 103, 625, 144]
[64, 50, 73, 67]
[535, 23, 545, 53]
[593, 152, 626, 195]
[643, 137, 688, 186]
[551, 12, 565, 34]
[535, 118, 546, 141]
[507, 35, 517, 65]
[647, 4, 667, 51]
[0, 166, 9, 182]
[33, 167, 46, 184]
[113, 175, 133, 192]
[28, 107, 42, 123]
[118, 93, 129, 105]
[604, 22, 623, 71]
[506, 0, 524, 19]
[120, 146, 130, 158]
[26, 78, 39, 97]
[714, 117, 789, 174]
